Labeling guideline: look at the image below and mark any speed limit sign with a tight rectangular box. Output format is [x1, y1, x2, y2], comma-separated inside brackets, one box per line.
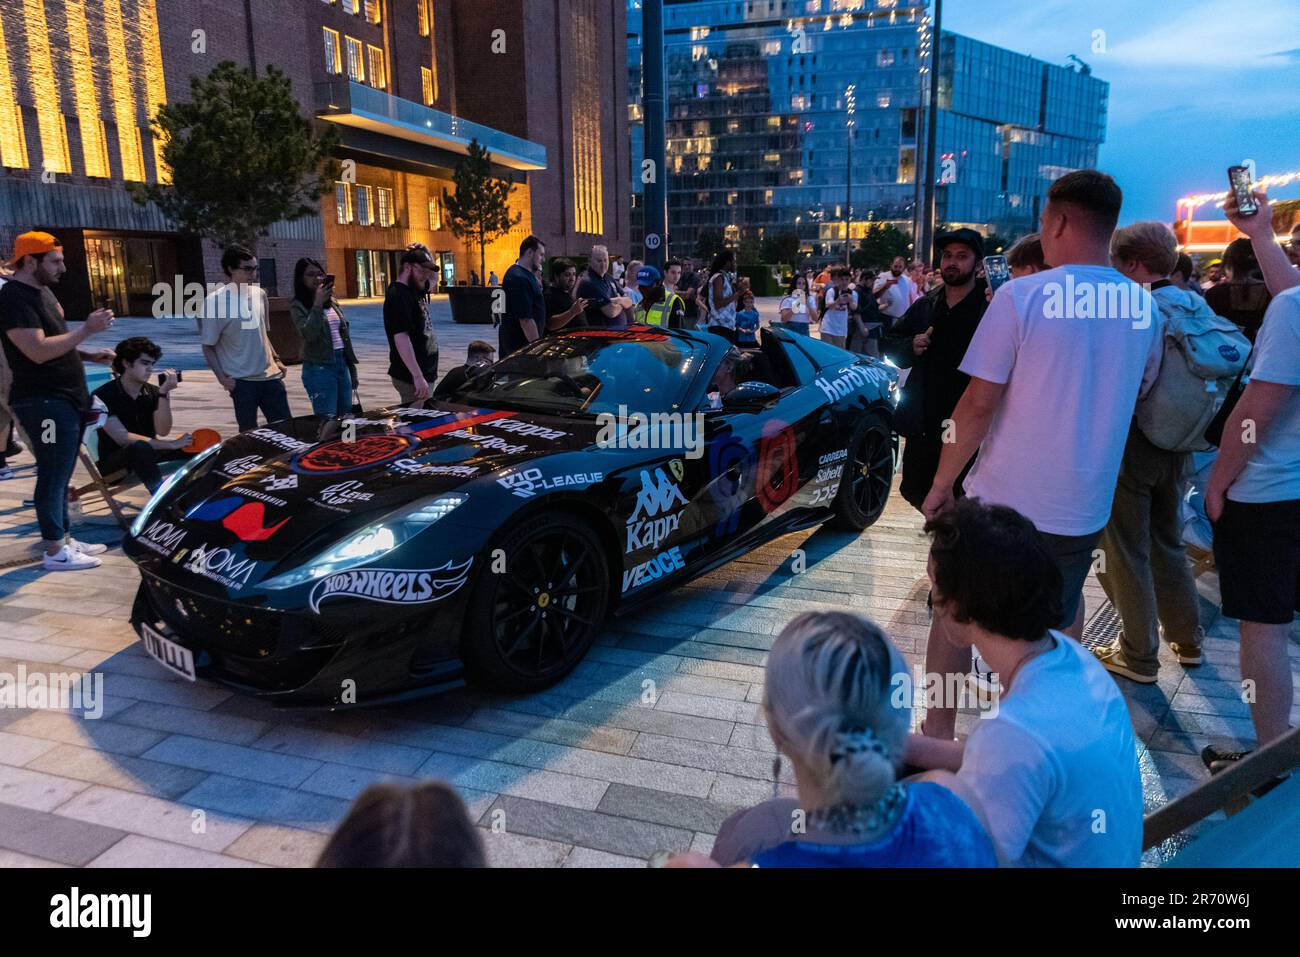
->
[645, 233, 662, 250]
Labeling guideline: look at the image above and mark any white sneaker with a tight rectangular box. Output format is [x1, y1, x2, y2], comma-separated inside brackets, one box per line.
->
[43, 545, 102, 571]
[67, 537, 108, 556]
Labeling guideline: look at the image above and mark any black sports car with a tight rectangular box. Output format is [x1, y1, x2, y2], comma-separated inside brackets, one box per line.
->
[125, 326, 898, 706]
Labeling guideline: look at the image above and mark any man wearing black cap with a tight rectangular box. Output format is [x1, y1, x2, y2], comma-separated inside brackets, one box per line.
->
[883, 227, 988, 512]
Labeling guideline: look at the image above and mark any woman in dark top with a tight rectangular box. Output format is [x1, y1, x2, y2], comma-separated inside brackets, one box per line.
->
[290, 258, 359, 416]
[1203, 239, 1271, 342]
[669, 612, 997, 869]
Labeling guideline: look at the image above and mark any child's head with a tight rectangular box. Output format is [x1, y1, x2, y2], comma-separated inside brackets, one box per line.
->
[740, 291, 755, 310]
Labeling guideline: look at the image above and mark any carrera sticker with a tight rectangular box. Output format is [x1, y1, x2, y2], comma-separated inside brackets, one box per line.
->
[309, 558, 473, 613]
[188, 497, 289, 542]
[625, 467, 687, 552]
[622, 546, 686, 592]
[216, 454, 264, 477]
[498, 467, 603, 498]
[818, 448, 849, 465]
[182, 542, 259, 591]
[247, 428, 315, 453]
[293, 433, 415, 474]
[137, 518, 186, 557]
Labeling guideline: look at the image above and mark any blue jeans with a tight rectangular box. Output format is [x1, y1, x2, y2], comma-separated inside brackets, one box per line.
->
[232, 377, 292, 432]
[301, 350, 352, 417]
[12, 397, 82, 543]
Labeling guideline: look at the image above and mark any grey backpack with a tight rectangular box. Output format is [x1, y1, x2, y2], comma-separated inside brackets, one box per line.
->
[1136, 288, 1250, 452]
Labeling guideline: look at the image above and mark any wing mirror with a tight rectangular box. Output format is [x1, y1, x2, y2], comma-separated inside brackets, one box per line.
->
[721, 380, 781, 411]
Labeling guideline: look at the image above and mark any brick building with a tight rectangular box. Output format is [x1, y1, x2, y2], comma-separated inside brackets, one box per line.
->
[0, 0, 629, 316]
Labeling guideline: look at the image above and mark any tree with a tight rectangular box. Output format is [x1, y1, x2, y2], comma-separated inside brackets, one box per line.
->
[693, 227, 725, 263]
[128, 61, 339, 251]
[442, 139, 522, 284]
[760, 231, 801, 266]
[851, 223, 911, 270]
[737, 230, 763, 266]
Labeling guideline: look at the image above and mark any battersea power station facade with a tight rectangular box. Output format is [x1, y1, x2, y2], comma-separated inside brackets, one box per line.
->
[0, 0, 630, 316]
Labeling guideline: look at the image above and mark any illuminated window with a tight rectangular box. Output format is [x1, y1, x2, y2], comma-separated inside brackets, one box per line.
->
[355, 184, 374, 225]
[367, 45, 386, 88]
[421, 67, 434, 105]
[877, 49, 894, 67]
[766, 115, 781, 128]
[764, 189, 774, 205]
[876, 92, 891, 108]
[690, 27, 710, 40]
[364, 0, 381, 24]
[376, 186, 395, 226]
[725, 225, 739, 243]
[428, 194, 443, 230]
[417, 0, 430, 36]
[335, 182, 353, 224]
[727, 191, 738, 205]
[692, 44, 709, 61]
[897, 146, 915, 184]
[323, 28, 342, 74]
[346, 37, 365, 82]
[346, 0, 360, 13]
[762, 40, 781, 56]
[788, 169, 804, 183]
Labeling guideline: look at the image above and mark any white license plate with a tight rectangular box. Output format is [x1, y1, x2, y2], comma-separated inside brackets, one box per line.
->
[140, 623, 197, 682]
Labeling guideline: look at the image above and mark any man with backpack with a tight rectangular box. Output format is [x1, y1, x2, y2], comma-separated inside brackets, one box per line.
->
[1093, 222, 1249, 682]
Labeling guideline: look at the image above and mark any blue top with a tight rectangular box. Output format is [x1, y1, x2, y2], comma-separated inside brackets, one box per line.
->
[735, 308, 760, 345]
[751, 782, 996, 868]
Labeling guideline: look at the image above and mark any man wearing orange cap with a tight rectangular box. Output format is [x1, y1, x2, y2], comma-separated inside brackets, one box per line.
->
[0, 231, 116, 571]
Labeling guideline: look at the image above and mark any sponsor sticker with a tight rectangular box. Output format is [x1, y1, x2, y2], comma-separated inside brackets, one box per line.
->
[625, 467, 688, 553]
[188, 497, 288, 542]
[484, 419, 567, 440]
[622, 546, 686, 592]
[137, 518, 186, 557]
[182, 542, 259, 591]
[498, 467, 603, 499]
[308, 558, 473, 613]
[247, 428, 315, 453]
[388, 460, 479, 478]
[312, 480, 375, 509]
[818, 448, 849, 466]
[216, 454, 264, 477]
[814, 364, 892, 403]
[293, 433, 415, 474]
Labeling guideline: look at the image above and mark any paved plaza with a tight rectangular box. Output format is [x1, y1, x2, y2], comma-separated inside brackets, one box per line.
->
[0, 298, 1295, 868]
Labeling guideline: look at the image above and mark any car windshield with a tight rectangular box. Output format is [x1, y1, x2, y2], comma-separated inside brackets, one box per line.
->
[455, 330, 705, 416]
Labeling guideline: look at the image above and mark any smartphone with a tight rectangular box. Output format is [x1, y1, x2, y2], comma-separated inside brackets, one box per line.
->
[324, 274, 336, 287]
[983, 255, 1011, 293]
[1227, 166, 1257, 216]
[158, 370, 183, 386]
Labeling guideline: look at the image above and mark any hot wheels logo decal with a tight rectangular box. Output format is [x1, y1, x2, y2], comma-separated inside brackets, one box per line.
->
[308, 559, 473, 613]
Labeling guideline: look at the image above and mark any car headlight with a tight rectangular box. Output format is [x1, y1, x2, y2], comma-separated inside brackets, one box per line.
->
[129, 443, 222, 538]
[261, 493, 468, 591]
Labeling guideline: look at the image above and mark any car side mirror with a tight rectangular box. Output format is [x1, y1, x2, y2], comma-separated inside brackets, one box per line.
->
[721, 380, 780, 411]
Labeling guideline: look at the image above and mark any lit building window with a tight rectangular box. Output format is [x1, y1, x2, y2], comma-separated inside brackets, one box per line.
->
[346, 0, 360, 14]
[335, 182, 354, 224]
[421, 67, 434, 105]
[323, 28, 342, 74]
[376, 186, 395, 226]
[692, 44, 709, 61]
[690, 27, 711, 40]
[417, 0, 430, 36]
[428, 194, 443, 230]
[764, 152, 780, 163]
[897, 146, 915, 184]
[367, 45, 386, 88]
[764, 189, 774, 205]
[725, 225, 739, 243]
[766, 115, 781, 128]
[791, 94, 809, 110]
[877, 49, 894, 67]
[876, 92, 891, 108]
[355, 184, 374, 225]
[788, 169, 804, 183]
[346, 37, 365, 83]
[364, 0, 381, 24]
[727, 191, 738, 205]
[762, 40, 781, 55]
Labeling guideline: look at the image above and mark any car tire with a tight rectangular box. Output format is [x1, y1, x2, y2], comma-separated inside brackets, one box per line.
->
[461, 511, 611, 693]
[831, 410, 894, 531]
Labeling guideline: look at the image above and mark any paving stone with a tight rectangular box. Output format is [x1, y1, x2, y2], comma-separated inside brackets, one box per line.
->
[141, 735, 323, 788]
[654, 690, 763, 724]
[114, 701, 269, 746]
[295, 763, 420, 802]
[87, 835, 264, 868]
[56, 784, 252, 851]
[251, 725, 430, 775]
[180, 774, 351, 835]
[0, 763, 91, 811]
[485, 795, 693, 860]
[0, 848, 68, 867]
[596, 782, 742, 834]
[26, 744, 211, 799]
[2, 710, 167, 757]
[478, 828, 572, 868]
[564, 845, 645, 868]
[461, 706, 638, 755]
[630, 732, 794, 783]
[0, 800, 125, 865]
[417, 751, 609, 810]
[0, 730, 60, 766]
[223, 823, 330, 868]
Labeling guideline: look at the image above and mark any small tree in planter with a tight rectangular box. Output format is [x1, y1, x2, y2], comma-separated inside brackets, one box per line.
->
[443, 139, 521, 285]
[129, 60, 339, 253]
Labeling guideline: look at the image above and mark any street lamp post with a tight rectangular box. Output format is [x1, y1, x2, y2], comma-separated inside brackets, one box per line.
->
[845, 84, 856, 266]
[918, 0, 943, 268]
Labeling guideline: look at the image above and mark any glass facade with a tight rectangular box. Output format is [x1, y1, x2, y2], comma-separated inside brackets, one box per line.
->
[629, 0, 1108, 260]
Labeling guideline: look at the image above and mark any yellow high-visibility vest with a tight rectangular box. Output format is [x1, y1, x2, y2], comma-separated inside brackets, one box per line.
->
[635, 292, 683, 327]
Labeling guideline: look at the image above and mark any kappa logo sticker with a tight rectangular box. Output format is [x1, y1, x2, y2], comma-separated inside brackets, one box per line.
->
[293, 433, 415, 474]
[626, 467, 688, 553]
[308, 559, 473, 613]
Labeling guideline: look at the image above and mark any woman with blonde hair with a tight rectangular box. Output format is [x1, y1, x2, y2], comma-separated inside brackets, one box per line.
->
[677, 611, 996, 867]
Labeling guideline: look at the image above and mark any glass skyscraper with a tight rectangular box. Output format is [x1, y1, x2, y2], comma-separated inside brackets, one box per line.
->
[628, 0, 1108, 261]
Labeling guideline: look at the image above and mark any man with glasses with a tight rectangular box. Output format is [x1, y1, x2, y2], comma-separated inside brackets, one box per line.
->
[385, 244, 440, 406]
[201, 245, 290, 432]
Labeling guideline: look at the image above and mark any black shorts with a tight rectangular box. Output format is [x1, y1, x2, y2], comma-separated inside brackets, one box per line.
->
[1041, 528, 1103, 628]
[1213, 498, 1300, 624]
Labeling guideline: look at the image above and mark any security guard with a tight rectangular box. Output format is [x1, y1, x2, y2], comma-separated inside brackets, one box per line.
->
[633, 265, 686, 329]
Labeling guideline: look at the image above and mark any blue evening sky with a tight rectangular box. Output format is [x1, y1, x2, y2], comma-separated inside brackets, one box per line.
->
[941, 0, 1300, 224]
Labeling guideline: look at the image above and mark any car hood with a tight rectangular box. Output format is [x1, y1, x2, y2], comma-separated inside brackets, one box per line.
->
[135, 402, 602, 585]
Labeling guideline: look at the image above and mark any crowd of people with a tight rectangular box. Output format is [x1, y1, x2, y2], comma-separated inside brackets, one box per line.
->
[1, 162, 1297, 866]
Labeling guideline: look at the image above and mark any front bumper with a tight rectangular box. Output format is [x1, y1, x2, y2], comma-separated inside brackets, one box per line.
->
[129, 574, 465, 707]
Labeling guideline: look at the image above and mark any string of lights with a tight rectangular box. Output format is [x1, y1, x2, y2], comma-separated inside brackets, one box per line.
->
[1176, 169, 1300, 215]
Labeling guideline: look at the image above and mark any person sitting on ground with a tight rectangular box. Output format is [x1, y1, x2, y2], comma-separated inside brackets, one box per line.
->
[434, 340, 496, 398]
[734, 290, 760, 348]
[317, 781, 487, 868]
[668, 610, 997, 868]
[905, 498, 1143, 867]
[92, 337, 193, 493]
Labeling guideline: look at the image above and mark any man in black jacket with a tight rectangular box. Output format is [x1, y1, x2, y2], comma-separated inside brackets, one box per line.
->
[882, 228, 988, 512]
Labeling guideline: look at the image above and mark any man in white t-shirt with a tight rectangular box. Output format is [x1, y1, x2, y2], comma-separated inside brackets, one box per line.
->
[906, 499, 1143, 867]
[918, 170, 1162, 740]
[1204, 286, 1300, 768]
[819, 267, 856, 348]
[873, 255, 912, 323]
